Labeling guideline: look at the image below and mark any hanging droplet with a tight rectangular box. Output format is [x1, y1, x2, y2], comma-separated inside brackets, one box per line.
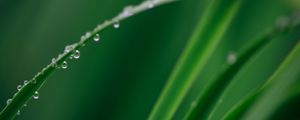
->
[17, 85, 22, 91]
[73, 50, 80, 59]
[93, 34, 100, 42]
[113, 21, 120, 28]
[24, 80, 28, 85]
[227, 51, 237, 65]
[33, 91, 39, 100]
[61, 61, 68, 69]
[6, 99, 12, 105]
[69, 55, 74, 59]
[17, 110, 20, 115]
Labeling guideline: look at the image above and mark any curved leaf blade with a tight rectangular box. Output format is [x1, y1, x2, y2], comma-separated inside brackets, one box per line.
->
[148, 0, 242, 119]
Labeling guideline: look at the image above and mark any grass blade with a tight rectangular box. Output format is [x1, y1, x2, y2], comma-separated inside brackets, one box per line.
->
[242, 40, 300, 120]
[216, 13, 300, 120]
[148, 0, 242, 119]
[182, 19, 292, 119]
[0, 0, 175, 119]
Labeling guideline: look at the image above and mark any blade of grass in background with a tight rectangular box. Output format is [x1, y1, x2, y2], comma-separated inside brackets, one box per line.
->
[221, 13, 300, 120]
[0, 0, 175, 119]
[183, 12, 298, 119]
[242, 40, 300, 120]
[148, 0, 242, 119]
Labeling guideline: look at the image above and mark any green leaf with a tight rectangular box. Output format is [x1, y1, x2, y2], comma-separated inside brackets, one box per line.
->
[0, 0, 175, 119]
[182, 22, 285, 120]
[242, 41, 300, 120]
[215, 14, 300, 120]
[148, 0, 242, 119]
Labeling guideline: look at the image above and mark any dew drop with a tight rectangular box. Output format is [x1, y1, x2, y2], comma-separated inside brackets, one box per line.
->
[24, 103, 27, 107]
[147, 0, 154, 8]
[33, 91, 39, 100]
[69, 55, 74, 59]
[191, 100, 197, 108]
[104, 20, 109, 25]
[51, 58, 58, 68]
[17, 110, 20, 115]
[122, 6, 133, 17]
[227, 51, 237, 65]
[6, 99, 12, 105]
[85, 32, 91, 38]
[80, 35, 85, 41]
[17, 85, 22, 91]
[58, 54, 63, 58]
[24, 80, 28, 85]
[276, 16, 289, 30]
[113, 21, 120, 28]
[64, 45, 74, 53]
[74, 50, 80, 59]
[61, 61, 68, 69]
[93, 34, 100, 42]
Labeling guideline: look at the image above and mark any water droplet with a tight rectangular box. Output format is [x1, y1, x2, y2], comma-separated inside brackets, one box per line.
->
[113, 21, 120, 28]
[23, 104, 27, 107]
[17, 110, 20, 115]
[80, 36, 85, 41]
[93, 34, 100, 42]
[74, 50, 80, 59]
[51, 58, 57, 67]
[85, 32, 91, 38]
[191, 100, 197, 108]
[276, 16, 289, 30]
[24, 80, 28, 85]
[33, 91, 39, 100]
[69, 55, 74, 59]
[147, 0, 154, 8]
[58, 54, 63, 59]
[122, 6, 133, 17]
[227, 51, 237, 65]
[61, 61, 68, 69]
[80, 32, 91, 42]
[104, 20, 109, 25]
[6, 99, 12, 105]
[64, 45, 74, 53]
[17, 85, 22, 91]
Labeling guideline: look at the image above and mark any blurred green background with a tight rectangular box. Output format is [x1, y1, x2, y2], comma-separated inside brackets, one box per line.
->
[0, 0, 299, 119]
